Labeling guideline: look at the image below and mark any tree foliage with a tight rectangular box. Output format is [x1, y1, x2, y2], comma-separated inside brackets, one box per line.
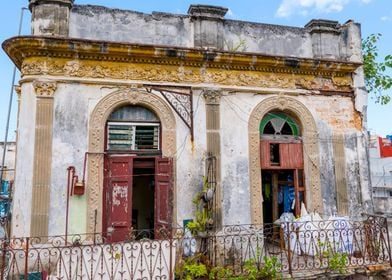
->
[362, 33, 392, 104]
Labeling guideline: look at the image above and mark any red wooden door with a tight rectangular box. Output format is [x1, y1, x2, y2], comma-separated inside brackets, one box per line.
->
[154, 157, 173, 238]
[105, 156, 133, 242]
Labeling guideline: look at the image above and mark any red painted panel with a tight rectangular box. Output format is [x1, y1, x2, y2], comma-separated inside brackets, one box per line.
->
[110, 180, 130, 226]
[280, 143, 304, 168]
[379, 137, 392, 158]
[155, 157, 173, 237]
[105, 156, 133, 242]
[260, 141, 303, 169]
[260, 141, 271, 168]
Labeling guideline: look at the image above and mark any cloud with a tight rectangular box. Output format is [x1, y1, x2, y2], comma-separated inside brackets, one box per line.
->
[381, 16, 390, 21]
[276, 0, 355, 18]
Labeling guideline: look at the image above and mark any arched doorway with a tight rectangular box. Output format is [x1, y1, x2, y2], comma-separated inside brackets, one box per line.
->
[248, 95, 321, 224]
[103, 105, 173, 242]
[260, 112, 305, 224]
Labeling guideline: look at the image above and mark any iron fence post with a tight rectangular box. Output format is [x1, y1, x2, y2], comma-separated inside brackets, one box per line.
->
[384, 217, 392, 267]
[0, 240, 6, 280]
[169, 234, 173, 280]
[286, 222, 293, 276]
[24, 237, 29, 280]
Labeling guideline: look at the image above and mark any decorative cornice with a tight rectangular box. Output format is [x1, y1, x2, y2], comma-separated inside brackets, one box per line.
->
[203, 88, 222, 105]
[33, 80, 57, 98]
[29, 0, 74, 11]
[3, 36, 360, 78]
[19, 58, 354, 92]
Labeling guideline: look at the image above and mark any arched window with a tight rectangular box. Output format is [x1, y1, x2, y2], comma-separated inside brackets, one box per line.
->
[106, 106, 160, 151]
[259, 112, 299, 136]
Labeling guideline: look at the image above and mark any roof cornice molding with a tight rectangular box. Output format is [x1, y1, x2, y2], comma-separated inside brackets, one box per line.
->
[3, 36, 361, 78]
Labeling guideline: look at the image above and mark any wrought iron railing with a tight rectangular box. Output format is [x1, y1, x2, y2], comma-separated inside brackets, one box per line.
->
[208, 215, 392, 277]
[0, 215, 390, 279]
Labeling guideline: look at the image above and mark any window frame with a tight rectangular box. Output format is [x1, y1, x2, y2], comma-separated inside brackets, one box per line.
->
[107, 121, 161, 152]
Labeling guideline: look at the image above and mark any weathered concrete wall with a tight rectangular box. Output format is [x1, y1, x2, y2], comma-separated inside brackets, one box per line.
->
[223, 21, 312, 57]
[49, 83, 92, 236]
[174, 91, 207, 227]
[69, 5, 192, 48]
[220, 93, 256, 225]
[66, 4, 362, 62]
[11, 83, 36, 237]
[12, 81, 370, 235]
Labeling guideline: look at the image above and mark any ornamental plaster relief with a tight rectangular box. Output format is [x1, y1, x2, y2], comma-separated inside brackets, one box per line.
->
[33, 80, 57, 98]
[21, 59, 353, 92]
[86, 88, 177, 233]
[248, 95, 322, 224]
[203, 88, 222, 105]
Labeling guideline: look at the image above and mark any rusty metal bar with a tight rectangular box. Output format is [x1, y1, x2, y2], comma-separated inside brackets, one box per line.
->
[286, 222, 293, 276]
[24, 237, 29, 280]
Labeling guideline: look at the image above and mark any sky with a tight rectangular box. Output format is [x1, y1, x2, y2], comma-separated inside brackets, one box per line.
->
[0, 0, 391, 142]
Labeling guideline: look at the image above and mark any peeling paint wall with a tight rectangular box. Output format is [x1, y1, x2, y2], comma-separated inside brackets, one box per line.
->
[70, 5, 193, 48]
[49, 83, 90, 236]
[69, 4, 361, 62]
[14, 82, 371, 235]
[223, 21, 312, 57]
[11, 83, 36, 237]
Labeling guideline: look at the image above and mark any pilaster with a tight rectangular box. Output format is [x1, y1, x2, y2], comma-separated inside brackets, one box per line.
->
[332, 133, 348, 215]
[203, 88, 222, 227]
[30, 80, 57, 237]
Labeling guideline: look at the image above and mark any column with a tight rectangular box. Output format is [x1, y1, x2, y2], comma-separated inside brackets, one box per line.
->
[31, 80, 57, 237]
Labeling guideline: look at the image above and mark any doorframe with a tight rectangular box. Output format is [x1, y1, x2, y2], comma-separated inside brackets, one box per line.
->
[86, 88, 177, 234]
[248, 95, 321, 224]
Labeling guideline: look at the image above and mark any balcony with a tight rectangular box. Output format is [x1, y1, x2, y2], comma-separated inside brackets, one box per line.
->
[0, 215, 390, 279]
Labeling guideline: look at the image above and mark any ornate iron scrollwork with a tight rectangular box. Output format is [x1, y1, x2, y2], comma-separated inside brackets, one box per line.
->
[146, 86, 194, 141]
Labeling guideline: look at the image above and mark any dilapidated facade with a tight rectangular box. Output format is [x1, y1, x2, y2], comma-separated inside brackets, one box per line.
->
[3, 0, 372, 239]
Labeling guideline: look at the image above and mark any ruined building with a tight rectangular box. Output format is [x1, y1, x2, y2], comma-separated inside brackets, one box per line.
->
[3, 0, 371, 239]
[369, 134, 392, 215]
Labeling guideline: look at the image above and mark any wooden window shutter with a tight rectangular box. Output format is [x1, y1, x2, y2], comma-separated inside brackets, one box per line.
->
[154, 157, 173, 238]
[106, 156, 133, 242]
[260, 140, 270, 168]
